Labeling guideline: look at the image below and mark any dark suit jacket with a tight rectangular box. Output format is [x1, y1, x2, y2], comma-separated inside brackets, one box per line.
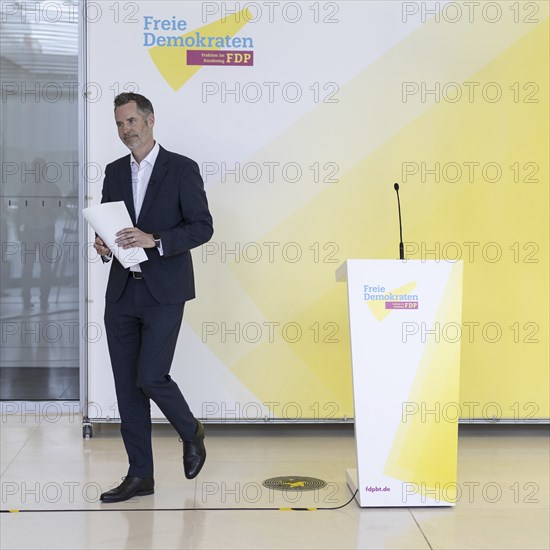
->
[101, 145, 213, 304]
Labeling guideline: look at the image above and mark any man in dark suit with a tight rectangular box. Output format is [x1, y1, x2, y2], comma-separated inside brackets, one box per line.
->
[93, 93, 213, 503]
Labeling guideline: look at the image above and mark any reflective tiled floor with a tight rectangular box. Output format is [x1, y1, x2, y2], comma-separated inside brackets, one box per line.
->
[1, 413, 548, 549]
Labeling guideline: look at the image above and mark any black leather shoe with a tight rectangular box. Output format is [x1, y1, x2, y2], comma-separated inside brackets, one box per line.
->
[100, 476, 154, 503]
[183, 420, 206, 479]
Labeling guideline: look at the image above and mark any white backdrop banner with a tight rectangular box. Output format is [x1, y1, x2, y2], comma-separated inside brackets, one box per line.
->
[85, 1, 550, 422]
[85, 0, 419, 423]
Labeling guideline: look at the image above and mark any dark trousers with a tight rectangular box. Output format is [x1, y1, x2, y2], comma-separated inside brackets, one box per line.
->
[104, 276, 197, 478]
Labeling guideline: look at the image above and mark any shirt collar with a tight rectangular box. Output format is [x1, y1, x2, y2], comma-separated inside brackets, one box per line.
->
[130, 141, 160, 168]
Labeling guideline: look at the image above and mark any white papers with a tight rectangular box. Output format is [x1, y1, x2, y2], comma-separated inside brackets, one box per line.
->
[83, 201, 148, 269]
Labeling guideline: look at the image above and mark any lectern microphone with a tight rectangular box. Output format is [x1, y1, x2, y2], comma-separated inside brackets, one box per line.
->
[393, 183, 405, 260]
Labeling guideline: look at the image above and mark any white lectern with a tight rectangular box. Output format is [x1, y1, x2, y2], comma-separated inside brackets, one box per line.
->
[336, 260, 463, 507]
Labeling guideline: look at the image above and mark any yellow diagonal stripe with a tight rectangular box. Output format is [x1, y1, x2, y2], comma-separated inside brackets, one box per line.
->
[384, 264, 463, 502]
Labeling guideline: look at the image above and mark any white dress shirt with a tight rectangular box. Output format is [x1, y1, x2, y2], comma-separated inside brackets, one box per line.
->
[131, 141, 160, 220]
[130, 142, 161, 272]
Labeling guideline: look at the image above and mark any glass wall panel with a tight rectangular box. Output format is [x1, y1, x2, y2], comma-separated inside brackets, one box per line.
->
[0, 1, 80, 400]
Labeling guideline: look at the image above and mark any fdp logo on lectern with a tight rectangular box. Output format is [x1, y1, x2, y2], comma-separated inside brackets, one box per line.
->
[362, 282, 419, 321]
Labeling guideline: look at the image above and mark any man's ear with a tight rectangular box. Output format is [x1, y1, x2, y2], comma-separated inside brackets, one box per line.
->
[147, 113, 155, 127]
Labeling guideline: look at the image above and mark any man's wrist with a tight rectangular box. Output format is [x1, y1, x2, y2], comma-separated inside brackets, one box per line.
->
[152, 233, 161, 248]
